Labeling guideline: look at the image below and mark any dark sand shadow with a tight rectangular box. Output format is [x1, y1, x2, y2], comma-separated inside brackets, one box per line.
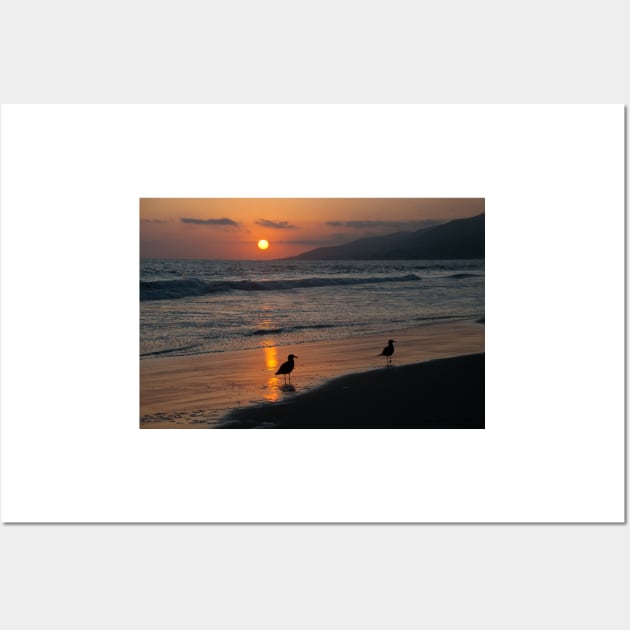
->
[220, 353, 484, 429]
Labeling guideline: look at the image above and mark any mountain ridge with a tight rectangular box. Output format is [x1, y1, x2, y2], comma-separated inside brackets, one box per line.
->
[287, 213, 485, 260]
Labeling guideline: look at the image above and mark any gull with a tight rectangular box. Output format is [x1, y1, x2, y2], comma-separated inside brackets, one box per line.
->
[379, 339, 396, 366]
[276, 354, 298, 384]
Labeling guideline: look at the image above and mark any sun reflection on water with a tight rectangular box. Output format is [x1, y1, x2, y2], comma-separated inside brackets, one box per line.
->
[263, 345, 280, 402]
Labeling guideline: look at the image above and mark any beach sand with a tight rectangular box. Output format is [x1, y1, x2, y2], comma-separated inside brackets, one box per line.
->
[222, 353, 484, 429]
[140, 319, 484, 429]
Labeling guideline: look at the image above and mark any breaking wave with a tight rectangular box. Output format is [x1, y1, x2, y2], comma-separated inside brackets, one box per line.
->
[141, 273, 421, 301]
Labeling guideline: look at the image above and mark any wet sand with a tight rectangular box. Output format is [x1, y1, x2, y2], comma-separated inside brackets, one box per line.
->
[221, 353, 484, 429]
[140, 319, 484, 428]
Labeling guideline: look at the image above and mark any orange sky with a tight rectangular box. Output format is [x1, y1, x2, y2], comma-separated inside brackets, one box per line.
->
[140, 198, 484, 259]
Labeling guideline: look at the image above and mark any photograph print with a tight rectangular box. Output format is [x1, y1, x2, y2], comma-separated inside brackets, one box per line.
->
[140, 198, 485, 429]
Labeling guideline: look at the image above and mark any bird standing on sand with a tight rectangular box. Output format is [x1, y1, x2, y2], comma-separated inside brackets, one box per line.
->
[379, 339, 396, 366]
[276, 354, 298, 384]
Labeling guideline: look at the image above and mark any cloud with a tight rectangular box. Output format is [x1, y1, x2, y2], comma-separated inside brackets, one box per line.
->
[141, 218, 169, 223]
[181, 217, 240, 227]
[326, 219, 442, 230]
[255, 219, 298, 229]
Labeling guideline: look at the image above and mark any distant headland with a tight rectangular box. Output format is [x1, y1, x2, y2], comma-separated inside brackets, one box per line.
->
[287, 213, 485, 261]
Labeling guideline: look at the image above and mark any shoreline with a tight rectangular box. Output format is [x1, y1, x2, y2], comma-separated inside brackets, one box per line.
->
[220, 353, 485, 429]
[140, 319, 484, 428]
[140, 314, 483, 361]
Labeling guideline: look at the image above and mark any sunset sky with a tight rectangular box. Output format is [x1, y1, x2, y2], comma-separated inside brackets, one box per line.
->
[140, 198, 484, 259]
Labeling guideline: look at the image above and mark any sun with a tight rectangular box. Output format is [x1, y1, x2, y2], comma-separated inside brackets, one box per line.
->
[257, 239, 269, 250]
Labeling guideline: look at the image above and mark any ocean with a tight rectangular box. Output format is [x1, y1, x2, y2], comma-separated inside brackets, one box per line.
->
[140, 259, 485, 359]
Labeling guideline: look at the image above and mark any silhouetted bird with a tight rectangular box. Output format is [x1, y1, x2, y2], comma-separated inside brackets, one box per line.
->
[276, 354, 298, 383]
[379, 339, 396, 366]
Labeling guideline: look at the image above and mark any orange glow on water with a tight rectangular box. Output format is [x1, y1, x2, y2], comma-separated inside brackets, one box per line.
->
[263, 345, 280, 402]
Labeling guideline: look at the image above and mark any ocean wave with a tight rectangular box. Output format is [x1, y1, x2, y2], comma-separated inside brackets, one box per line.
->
[447, 273, 482, 279]
[247, 323, 335, 337]
[248, 327, 285, 336]
[141, 273, 422, 301]
[140, 343, 201, 357]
